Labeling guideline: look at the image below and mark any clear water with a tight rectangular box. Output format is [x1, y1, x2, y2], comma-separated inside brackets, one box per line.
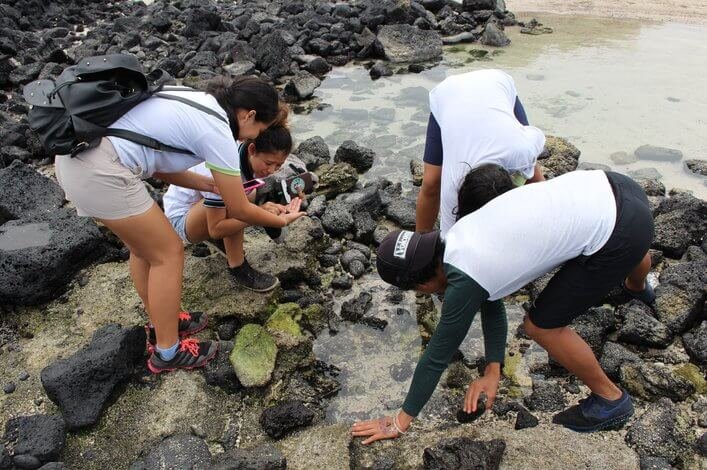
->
[292, 15, 707, 198]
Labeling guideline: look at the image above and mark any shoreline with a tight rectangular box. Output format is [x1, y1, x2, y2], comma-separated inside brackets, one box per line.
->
[506, 0, 707, 24]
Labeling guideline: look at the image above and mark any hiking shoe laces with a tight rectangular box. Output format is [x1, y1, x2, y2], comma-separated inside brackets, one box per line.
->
[228, 258, 279, 292]
[146, 311, 208, 346]
[552, 390, 634, 433]
[147, 338, 218, 374]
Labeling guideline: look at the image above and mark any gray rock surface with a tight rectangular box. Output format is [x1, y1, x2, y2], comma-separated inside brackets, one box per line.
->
[685, 159, 707, 176]
[537, 136, 580, 177]
[334, 140, 376, 173]
[138, 434, 211, 470]
[377, 24, 443, 63]
[423, 438, 506, 470]
[296, 136, 330, 170]
[524, 380, 566, 412]
[259, 400, 315, 439]
[480, 23, 510, 47]
[619, 361, 695, 402]
[682, 320, 707, 367]
[315, 163, 359, 199]
[3, 415, 65, 465]
[653, 257, 707, 334]
[40, 324, 146, 429]
[652, 193, 707, 258]
[600, 342, 642, 380]
[626, 398, 695, 467]
[284, 70, 321, 100]
[210, 443, 286, 470]
[634, 145, 683, 162]
[617, 301, 673, 348]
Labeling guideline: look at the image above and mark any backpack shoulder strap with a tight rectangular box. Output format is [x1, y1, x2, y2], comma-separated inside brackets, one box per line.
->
[102, 128, 193, 154]
[154, 92, 228, 124]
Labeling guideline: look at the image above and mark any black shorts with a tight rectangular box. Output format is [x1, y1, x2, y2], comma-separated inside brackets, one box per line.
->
[528, 172, 654, 329]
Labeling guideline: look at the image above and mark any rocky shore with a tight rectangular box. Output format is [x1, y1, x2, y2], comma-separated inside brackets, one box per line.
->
[1, 1, 706, 469]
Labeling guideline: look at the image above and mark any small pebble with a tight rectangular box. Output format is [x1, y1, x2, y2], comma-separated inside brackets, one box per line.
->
[18, 371, 30, 381]
[3, 382, 16, 394]
[78, 275, 89, 287]
[190, 424, 206, 438]
[456, 402, 486, 423]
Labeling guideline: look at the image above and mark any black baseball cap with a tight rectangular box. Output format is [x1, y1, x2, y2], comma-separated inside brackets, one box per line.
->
[376, 229, 441, 289]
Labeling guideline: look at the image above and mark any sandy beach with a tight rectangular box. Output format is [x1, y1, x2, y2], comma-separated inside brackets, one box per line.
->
[507, 0, 707, 23]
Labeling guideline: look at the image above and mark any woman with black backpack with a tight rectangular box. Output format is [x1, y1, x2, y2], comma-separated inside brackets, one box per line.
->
[54, 75, 305, 373]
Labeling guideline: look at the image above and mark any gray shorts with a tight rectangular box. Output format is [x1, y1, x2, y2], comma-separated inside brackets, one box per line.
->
[168, 212, 191, 243]
[54, 139, 154, 219]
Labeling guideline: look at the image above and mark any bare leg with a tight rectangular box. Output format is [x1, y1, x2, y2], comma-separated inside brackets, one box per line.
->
[624, 252, 651, 292]
[524, 316, 622, 400]
[129, 251, 151, 317]
[223, 229, 245, 268]
[99, 203, 184, 349]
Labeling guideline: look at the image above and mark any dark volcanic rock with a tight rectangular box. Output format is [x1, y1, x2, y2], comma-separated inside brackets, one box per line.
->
[652, 193, 707, 258]
[341, 292, 373, 322]
[619, 362, 695, 402]
[634, 177, 666, 197]
[456, 402, 485, 423]
[315, 163, 359, 199]
[514, 407, 539, 430]
[463, 0, 497, 10]
[3, 415, 65, 465]
[377, 24, 443, 63]
[423, 437, 506, 470]
[384, 197, 417, 229]
[210, 443, 286, 470]
[480, 23, 510, 47]
[296, 136, 330, 170]
[40, 324, 146, 430]
[259, 400, 315, 439]
[334, 140, 376, 173]
[626, 398, 695, 467]
[634, 145, 683, 163]
[537, 136, 581, 177]
[600, 342, 641, 380]
[617, 301, 673, 349]
[570, 306, 615, 356]
[321, 201, 354, 236]
[682, 321, 707, 367]
[685, 159, 707, 177]
[284, 70, 321, 100]
[255, 31, 291, 80]
[653, 257, 707, 335]
[139, 434, 211, 470]
[203, 341, 241, 394]
[524, 380, 566, 412]
[370, 60, 393, 79]
[0, 161, 111, 305]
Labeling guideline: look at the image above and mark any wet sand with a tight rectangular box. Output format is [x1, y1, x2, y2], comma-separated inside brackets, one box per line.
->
[507, 0, 707, 24]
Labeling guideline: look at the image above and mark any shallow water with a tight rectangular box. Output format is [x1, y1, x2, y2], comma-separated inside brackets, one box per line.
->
[291, 14, 707, 198]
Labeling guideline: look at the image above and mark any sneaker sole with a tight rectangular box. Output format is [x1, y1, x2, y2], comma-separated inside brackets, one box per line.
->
[560, 410, 634, 433]
[233, 277, 280, 293]
[145, 318, 210, 353]
[146, 345, 219, 375]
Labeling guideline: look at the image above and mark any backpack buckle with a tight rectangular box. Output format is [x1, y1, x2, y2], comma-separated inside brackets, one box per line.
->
[71, 141, 90, 157]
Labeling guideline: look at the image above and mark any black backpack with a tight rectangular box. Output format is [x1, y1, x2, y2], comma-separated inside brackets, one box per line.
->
[23, 53, 227, 156]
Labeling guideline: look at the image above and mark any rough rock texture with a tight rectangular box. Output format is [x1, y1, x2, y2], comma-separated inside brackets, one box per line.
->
[600, 342, 641, 380]
[296, 136, 330, 171]
[682, 320, 707, 367]
[229, 324, 277, 388]
[423, 438, 506, 470]
[653, 257, 707, 334]
[40, 324, 146, 429]
[315, 163, 359, 199]
[259, 400, 315, 439]
[685, 159, 707, 177]
[619, 361, 695, 402]
[617, 301, 673, 348]
[377, 24, 443, 63]
[3, 415, 65, 465]
[136, 434, 211, 470]
[514, 407, 539, 430]
[570, 306, 614, 356]
[537, 136, 581, 177]
[480, 23, 510, 47]
[524, 380, 566, 412]
[203, 341, 241, 394]
[322, 201, 354, 236]
[384, 195, 417, 229]
[334, 140, 376, 173]
[340, 292, 373, 322]
[0, 161, 111, 305]
[652, 193, 707, 258]
[283, 70, 321, 100]
[626, 398, 696, 467]
[635, 177, 666, 197]
[210, 443, 286, 470]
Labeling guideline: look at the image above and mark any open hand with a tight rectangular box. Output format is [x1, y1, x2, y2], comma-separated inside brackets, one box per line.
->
[350, 416, 401, 445]
[262, 202, 287, 215]
[279, 198, 306, 225]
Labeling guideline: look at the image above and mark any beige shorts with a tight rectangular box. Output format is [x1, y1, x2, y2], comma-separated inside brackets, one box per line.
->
[54, 138, 154, 219]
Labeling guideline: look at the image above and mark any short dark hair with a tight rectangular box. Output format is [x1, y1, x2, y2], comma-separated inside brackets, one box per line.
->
[403, 236, 445, 289]
[253, 126, 293, 155]
[456, 164, 514, 220]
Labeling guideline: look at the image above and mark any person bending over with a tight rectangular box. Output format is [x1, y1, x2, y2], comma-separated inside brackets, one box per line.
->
[163, 125, 302, 292]
[352, 167, 655, 442]
[416, 69, 546, 238]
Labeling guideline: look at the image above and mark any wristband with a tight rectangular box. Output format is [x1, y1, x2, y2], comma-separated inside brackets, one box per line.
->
[392, 412, 406, 434]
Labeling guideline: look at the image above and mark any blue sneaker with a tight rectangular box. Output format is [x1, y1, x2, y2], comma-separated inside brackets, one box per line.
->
[552, 389, 634, 432]
[622, 280, 656, 305]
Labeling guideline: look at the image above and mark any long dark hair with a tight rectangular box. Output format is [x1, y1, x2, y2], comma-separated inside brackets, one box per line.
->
[206, 75, 280, 138]
[456, 164, 515, 220]
[253, 126, 293, 155]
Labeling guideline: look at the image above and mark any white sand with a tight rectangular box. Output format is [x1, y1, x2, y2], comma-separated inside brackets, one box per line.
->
[506, 0, 707, 24]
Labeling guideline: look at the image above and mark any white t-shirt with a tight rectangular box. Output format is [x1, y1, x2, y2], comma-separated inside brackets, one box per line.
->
[163, 162, 223, 219]
[444, 170, 617, 301]
[107, 91, 241, 178]
[430, 69, 546, 238]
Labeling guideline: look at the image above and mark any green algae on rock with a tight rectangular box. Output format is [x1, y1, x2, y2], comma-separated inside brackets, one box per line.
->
[230, 324, 278, 388]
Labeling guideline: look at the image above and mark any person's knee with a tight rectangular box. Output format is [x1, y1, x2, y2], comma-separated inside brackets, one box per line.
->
[524, 315, 549, 340]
